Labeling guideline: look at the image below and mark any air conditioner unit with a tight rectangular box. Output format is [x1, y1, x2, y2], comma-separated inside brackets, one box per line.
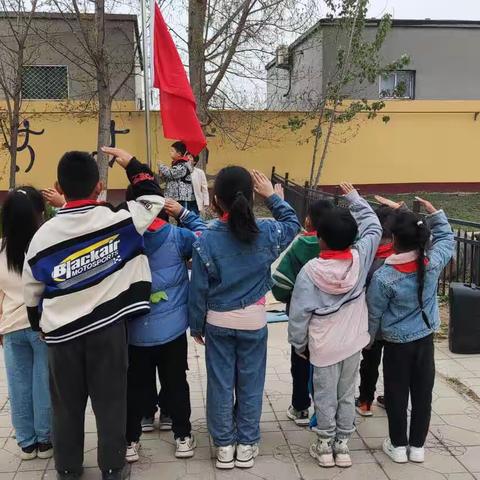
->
[275, 45, 291, 70]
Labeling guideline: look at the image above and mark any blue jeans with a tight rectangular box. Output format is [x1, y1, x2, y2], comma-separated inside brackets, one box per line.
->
[3, 328, 51, 448]
[205, 323, 267, 446]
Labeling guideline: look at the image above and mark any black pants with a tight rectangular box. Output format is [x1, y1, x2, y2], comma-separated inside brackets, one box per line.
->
[48, 321, 128, 473]
[290, 346, 311, 411]
[126, 333, 191, 442]
[383, 334, 435, 448]
[144, 368, 169, 418]
[358, 340, 384, 403]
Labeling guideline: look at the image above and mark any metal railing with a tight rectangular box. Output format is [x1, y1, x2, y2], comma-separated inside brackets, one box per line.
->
[271, 167, 480, 295]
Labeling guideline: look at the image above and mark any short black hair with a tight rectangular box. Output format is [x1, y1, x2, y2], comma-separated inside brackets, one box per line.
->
[307, 199, 334, 230]
[58, 151, 99, 200]
[375, 205, 396, 240]
[171, 141, 187, 156]
[316, 207, 358, 250]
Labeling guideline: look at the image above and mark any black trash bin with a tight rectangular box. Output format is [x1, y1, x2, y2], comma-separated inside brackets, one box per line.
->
[449, 282, 480, 354]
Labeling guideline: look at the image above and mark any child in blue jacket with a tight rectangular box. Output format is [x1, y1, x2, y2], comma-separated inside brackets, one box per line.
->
[368, 197, 454, 465]
[124, 188, 205, 463]
[188, 168, 300, 470]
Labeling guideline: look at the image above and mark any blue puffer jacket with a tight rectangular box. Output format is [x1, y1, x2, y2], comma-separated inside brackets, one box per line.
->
[128, 214, 205, 346]
[367, 210, 454, 344]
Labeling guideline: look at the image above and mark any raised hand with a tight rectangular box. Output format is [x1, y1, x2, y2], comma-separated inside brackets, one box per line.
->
[252, 170, 275, 199]
[164, 198, 183, 218]
[42, 188, 65, 208]
[374, 195, 404, 209]
[339, 183, 356, 196]
[274, 183, 284, 200]
[415, 197, 438, 214]
[101, 147, 133, 168]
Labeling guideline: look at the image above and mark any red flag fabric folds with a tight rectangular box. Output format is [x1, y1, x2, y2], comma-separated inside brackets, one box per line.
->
[152, 3, 207, 155]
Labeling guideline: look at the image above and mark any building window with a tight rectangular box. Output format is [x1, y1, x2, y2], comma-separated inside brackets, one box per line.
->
[22, 65, 68, 100]
[379, 70, 415, 99]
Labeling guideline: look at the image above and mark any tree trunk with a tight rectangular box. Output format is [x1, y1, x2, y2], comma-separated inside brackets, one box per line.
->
[188, 0, 208, 167]
[9, 45, 24, 190]
[94, 0, 111, 192]
[8, 103, 19, 190]
[96, 82, 111, 189]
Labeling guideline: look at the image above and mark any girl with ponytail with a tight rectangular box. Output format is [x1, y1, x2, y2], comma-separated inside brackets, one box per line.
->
[367, 197, 454, 465]
[0, 187, 52, 460]
[188, 167, 300, 469]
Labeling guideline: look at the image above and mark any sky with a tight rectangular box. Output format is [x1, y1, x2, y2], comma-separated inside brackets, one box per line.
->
[129, 0, 480, 107]
[366, 0, 480, 20]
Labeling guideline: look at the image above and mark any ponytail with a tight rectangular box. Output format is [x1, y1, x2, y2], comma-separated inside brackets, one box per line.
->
[416, 220, 431, 328]
[1, 186, 45, 274]
[213, 166, 259, 244]
[392, 211, 431, 329]
[228, 191, 259, 243]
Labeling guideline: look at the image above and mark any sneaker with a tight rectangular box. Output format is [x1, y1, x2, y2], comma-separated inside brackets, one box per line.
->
[141, 416, 155, 433]
[235, 444, 259, 468]
[20, 444, 37, 460]
[309, 438, 335, 468]
[126, 442, 140, 463]
[409, 446, 425, 463]
[56, 469, 83, 480]
[377, 395, 386, 409]
[333, 439, 352, 468]
[286, 405, 310, 426]
[159, 412, 173, 431]
[383, 438, 408, 463]
[215, 445, 235, 469]
[37, 442, 54, 459]
[175, 436, 196, 458]
[355, 399, 373, 417]
[102, 466, 129, 480]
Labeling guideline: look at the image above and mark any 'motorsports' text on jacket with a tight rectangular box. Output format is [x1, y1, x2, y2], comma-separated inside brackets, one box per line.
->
[23, 159, 165, 344]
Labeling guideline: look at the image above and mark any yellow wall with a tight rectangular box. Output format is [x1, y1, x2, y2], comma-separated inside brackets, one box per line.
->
[2, 100, 480, 191]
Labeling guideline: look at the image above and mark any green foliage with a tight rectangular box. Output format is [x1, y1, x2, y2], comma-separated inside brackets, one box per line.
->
[285, 0, 411, 185]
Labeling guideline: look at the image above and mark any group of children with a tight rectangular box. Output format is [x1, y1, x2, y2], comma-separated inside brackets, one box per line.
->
[0, 142, 455, 479]
[273, 188, 454, 467]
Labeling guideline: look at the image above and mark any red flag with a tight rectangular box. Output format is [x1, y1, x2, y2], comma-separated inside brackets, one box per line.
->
[152, 3, 207, 155]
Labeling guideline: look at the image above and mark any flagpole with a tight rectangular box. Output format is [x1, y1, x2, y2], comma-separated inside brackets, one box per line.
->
[141, 0, 152, 168]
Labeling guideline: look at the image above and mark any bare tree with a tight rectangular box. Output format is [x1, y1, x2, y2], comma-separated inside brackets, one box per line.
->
[41, 0, 140, 186]
[0, 0, 41, 188]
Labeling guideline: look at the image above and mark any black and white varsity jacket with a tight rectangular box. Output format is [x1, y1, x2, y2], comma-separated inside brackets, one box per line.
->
[23, 159, 165, 344]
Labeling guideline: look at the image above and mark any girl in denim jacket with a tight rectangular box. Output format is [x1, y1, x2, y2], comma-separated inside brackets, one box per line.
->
[188, 167, 300, 470]
[367, 198, 454, 465]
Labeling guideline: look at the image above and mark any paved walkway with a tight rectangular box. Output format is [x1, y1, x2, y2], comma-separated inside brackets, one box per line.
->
[2, 323, 480, 479]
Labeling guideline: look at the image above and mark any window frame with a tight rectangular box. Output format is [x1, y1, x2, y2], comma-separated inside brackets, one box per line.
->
[21, 64, 70, 100]
[379, 70, 416, 100]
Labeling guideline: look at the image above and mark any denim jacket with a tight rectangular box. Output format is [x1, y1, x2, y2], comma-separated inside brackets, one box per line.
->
[367, 210, 454, 344]
[188, 194, 301, 336]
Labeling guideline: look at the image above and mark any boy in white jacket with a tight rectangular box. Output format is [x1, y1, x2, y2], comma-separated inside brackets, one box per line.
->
[288, 183, 381, 469]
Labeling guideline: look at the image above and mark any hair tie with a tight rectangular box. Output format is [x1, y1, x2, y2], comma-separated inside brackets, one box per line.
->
[235, 191, 244, 199]
[417, 220, 424, 227]
[17, 189, 27, 195]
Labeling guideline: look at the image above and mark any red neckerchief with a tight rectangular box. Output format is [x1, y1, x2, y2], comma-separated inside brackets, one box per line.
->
[302, 230, 317, 237]
[376, 242, 395, 259]
[392, 258, 429, 273]
[147, 218, 168, 232]
[319, 249, 353, 260]
[64, 199, 103, 209]
[172, 157, 189, 167]
[220, 213, 229, 222]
